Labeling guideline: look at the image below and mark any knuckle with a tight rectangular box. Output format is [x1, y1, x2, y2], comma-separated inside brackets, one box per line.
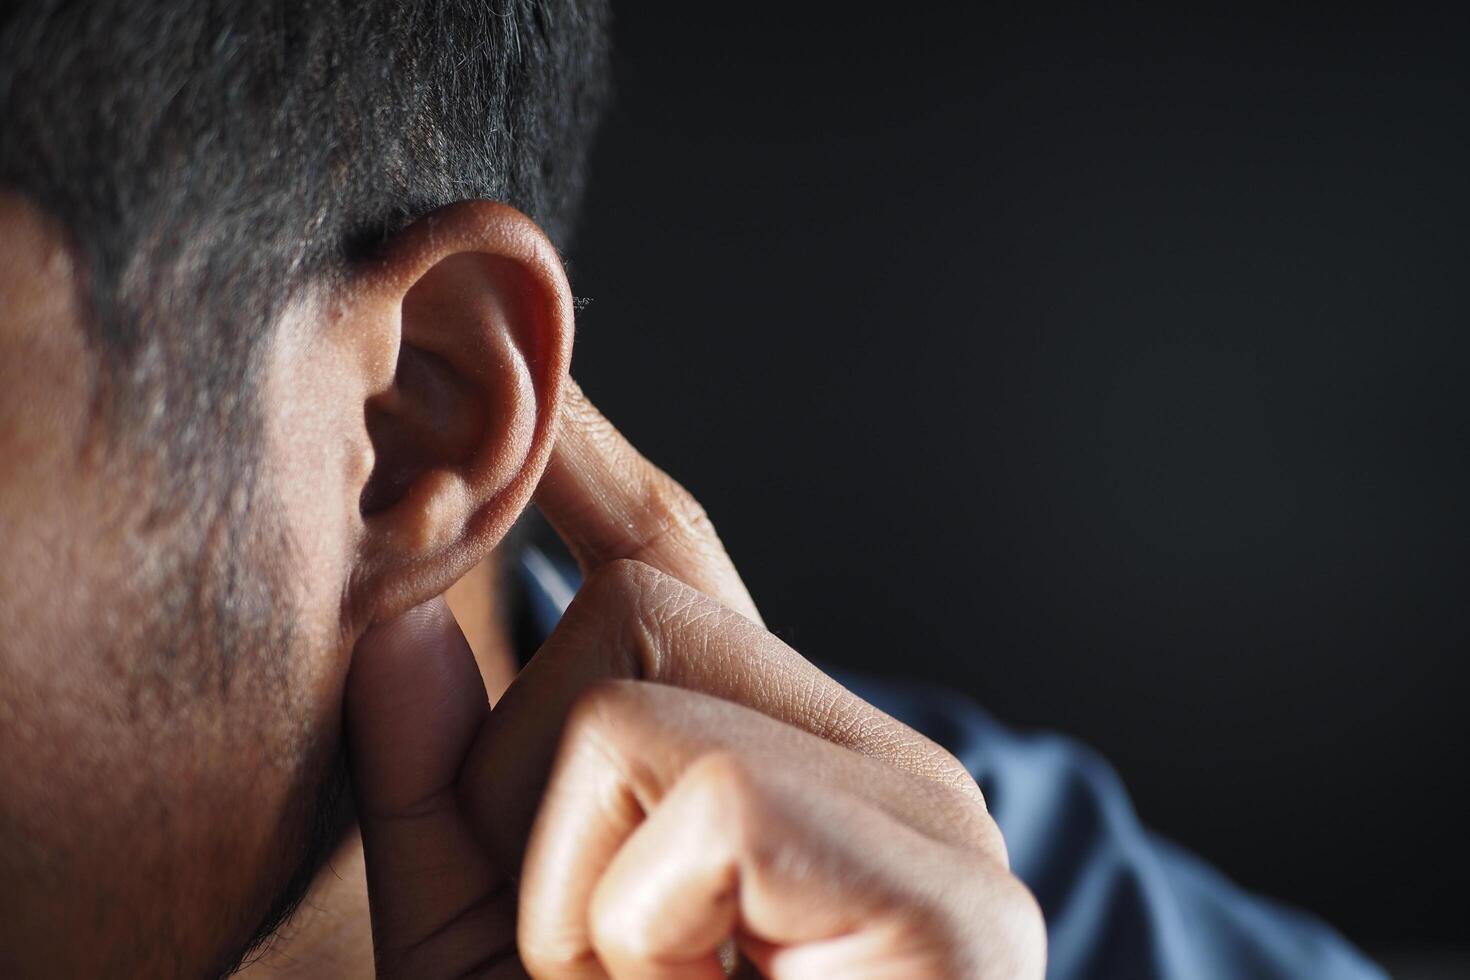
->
[936, 746, 982, 792]
[919, 865, 1045, 979]
[586, 894, 627, 960]
[680, 752, 794, 879]
[587, 885, 665, 970]
[687, 749, 757, 796]
[649, 472, 709, 527]
[818, 704, 986, 813]
[954, 791, 1009, 865]
[573, 560, 664, 675]
[580, 556, 661, 602]
[562, 678, 643, 741]
[968, 805, 1010, 864]
[643, 474, 718, 550]
[895, 738, 993, 820]
[918, 742, 988, 807]
[573, 559, 675, 681]
[518, 926, 596, 980]
[684, 751, 764, 835]
[548, 681, 667, 840]
[918, 777, 1007, 859]
[993, 874, 1048, 977]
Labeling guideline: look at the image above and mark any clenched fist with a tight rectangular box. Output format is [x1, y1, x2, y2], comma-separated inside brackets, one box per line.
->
[345, 382, 1045, 979]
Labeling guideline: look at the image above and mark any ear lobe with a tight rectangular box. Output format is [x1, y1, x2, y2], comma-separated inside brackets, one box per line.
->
[351, 202, 573, 625]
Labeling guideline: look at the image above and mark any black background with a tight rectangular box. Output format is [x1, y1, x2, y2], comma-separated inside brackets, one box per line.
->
[567, 4, 1468, 949]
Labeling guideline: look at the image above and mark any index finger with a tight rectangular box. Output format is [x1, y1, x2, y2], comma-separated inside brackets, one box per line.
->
[462, 559, 992, 883]
[535, 378, 763, 623]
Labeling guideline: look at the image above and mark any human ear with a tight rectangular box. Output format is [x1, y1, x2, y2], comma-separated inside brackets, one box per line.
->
[330, 201, 572, 628]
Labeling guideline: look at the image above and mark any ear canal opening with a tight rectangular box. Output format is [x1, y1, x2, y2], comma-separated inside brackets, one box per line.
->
[358, 343, 485, 518]
[358, 396, 412, 518]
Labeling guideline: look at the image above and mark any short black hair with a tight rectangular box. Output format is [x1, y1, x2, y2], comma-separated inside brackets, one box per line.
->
[0, 1, 611, 698]
[1, 0, 610, 472]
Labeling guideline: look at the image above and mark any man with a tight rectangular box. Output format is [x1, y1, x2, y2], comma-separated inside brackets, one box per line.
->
[0, 2, 1384, 977]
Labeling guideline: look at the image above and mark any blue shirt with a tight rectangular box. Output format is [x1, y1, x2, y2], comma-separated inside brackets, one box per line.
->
[518, 549, 1386, 979]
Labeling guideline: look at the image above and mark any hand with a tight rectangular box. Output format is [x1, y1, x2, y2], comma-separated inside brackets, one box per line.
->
[345, 381, 1045, 978]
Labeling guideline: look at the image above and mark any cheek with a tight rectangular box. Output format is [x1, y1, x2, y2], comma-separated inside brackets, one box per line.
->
[0, 573, 350, 976]
[161, 624, 353, 970]
[264, 304, 371, 692]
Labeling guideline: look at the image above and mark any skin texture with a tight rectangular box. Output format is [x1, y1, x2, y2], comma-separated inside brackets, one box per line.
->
[0, 193, 573, 977]
[235, 558, 520, 979]
[0, 188, 1045, 977]
[339, 385, 1046, 979]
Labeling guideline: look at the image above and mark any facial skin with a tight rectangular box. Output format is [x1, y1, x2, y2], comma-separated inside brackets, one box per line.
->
[0, 192, 574, 977]
[2, 189, 1046, 978]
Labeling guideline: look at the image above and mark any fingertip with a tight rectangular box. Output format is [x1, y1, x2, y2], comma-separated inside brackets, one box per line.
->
[346, 596, 489, 814]
[347, 596, 464, 710]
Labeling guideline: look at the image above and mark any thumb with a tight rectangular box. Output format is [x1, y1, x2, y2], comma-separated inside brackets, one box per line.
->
[345, 596, 517, 977]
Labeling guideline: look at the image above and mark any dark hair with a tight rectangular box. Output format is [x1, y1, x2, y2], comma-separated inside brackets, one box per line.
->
[0, 2, 610, 699]
[0, 0, 610, 471]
